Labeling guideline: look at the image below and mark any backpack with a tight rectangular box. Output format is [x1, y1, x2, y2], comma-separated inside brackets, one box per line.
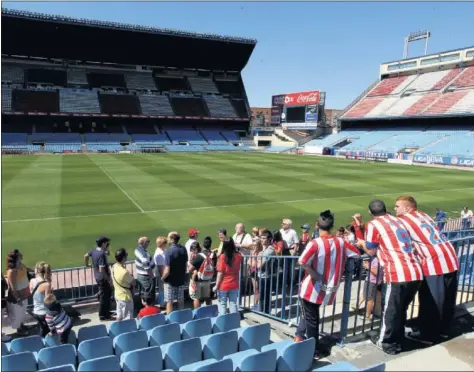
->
[197, 253, 214, 281]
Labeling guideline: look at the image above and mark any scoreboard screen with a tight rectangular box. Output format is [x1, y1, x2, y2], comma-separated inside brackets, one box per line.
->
[286, 106, 306, 123]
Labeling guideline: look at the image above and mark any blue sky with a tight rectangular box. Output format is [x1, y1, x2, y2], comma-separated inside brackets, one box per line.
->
[4, 2, 474, 109]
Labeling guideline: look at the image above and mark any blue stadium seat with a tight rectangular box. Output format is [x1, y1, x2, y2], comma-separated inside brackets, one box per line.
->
[78, 324, 108, 344]
[39, 364, 76, 372]
[314, 362, 359, 371]
[148, 323, 181, 347]
[201, 330, 238, 360]
[44, 331, 77, 347]
[2, 342, 9, 355]
[179, 358, 233, 372]
[167, 308, 193, 325]
[224, 349, 277, 371]
[77, 336, 114, 363]
[78, 355, 121, 372]
[211, 313, 241, 333]
[120, 346, 163, 372]
[236, 324, 271, 351]
[161, 337, 202, 371]
[37, 344, 77, 370]
[1, 351, 37, 372]
[182, 318, 212, 339]
[261, 338, 316, 372]
[360, 363, 386, 372]
[138, 313, 167, 331]
[193, 305, 218, 319]
[113, 330, 148, 359]
[108, 319, 138, 339]
[9, 335, 44, 354]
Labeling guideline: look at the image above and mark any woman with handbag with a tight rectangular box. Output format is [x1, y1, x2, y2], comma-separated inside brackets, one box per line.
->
[6, 250, 31, 336]
[29, 261, 53, 337]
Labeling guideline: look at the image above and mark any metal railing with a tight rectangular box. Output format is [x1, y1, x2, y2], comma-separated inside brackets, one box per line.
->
[238, 235, 474, 345]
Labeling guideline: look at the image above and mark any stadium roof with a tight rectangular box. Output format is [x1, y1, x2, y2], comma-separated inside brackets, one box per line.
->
[382, 44, 474, 65]
[1, 8, 257, 71]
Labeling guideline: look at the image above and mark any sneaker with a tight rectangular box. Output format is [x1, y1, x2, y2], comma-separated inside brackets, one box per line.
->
[405, 331, 434, 346]
[370, 334, 399, 355]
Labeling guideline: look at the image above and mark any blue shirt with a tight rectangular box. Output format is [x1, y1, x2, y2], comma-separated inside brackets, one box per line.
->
[435, 211, 447, 222]
[88, 248, 109, 282]
[164, 243, 188, 287]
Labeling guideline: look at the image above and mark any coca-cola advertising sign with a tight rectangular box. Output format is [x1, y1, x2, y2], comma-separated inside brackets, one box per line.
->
[283, 91, 320, 106]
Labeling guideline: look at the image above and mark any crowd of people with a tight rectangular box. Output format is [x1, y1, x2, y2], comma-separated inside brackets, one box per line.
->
[1, 201, 469, 360]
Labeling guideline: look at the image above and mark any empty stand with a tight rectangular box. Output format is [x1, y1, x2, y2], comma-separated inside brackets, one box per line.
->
[344, 98, 384, 118]
[87, 72, 126, 89]
[124, 71, 157, 91]
[170, 97, 208, 116]
[230, 99, 248, 118]
[404, 70, 451, 92]
[85, 133, 129, 142]
[424, 91, 469, 115]
[26, 68, 67, 86]
[305, 131, 366, 147]
[2, 133, 27, 144]
[60, 89, 101, 113]
[220, 130, 240, 142]
[450, 65, 474, 88]
[369, 132, 441, 152]
[2, 64, 25, 84]
[155, 76, 191, 91]
[432, 68, 462, 90]
[367, 75, 410, 97]
[138, 94, 174, 115]
[12, 89, 59, 113]
[416, 132, 474, 157]
[204, 96, 238, 117]
[215, 79, 242, 96]
[403, 92, 439, 116]
[99, 93, 140, 115]
[342, 131, 397, 151]
[188, 77, 219, 93]
[200, 130, 227, 143]
[447, 90, 474, 114]
[2, 86, 13, 111]
[365, 97, 399, 117]
[67, 68, 88, 86]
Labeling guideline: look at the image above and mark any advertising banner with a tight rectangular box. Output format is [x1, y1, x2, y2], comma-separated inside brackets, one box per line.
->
[282, 123, 318, 130]
[283, 90, 320, 107]
[305, 105, 319, 122]
[270, 106, 281, 125]
[413, 155, 474, 168]
[345, 151, 394, 162]
[271, 94, 286, 107]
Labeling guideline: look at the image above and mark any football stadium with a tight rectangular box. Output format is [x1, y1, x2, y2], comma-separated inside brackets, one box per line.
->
[1, 6, 474, 372]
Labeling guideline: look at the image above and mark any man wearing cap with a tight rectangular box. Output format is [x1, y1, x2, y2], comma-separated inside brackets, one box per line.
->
[135, 237, 156, 307]
[185, 228, 199, 259]
[84, 236, 113, 321]
[297, 224, 311, 256]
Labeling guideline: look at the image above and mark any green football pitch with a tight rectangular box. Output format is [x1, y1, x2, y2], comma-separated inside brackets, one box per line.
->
[2, 152, 473, 269]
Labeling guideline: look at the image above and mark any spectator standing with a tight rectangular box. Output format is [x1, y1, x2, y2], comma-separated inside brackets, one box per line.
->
[135, 237, 156, 304]
[85, 236, 113, 321]
[298, 224, 311, 256]
[358, 200, 423, 355]
[351, 213, 365, 240]
[137, 295, 160, 319]
[461, 206, 473, 229]
[2, 274, 12, 342]
[185, 228, 199, 262]
[257, 230, 278, 314]
[6, 249, 31, 335]
[361, 257, 383, 319]
[162, 232, 188, 314]
[189, 242, 213, 309]
[215, 239, 242, 315]
[434, 208, 447, 232]
[154, 236, 168, 308]
[233, 223, 253, 255]
[111, 248, 135, 321]
[280, 219, 299, 254]
[214, 228, 227, 257]
[44, 293, 72, 344]
[247, 239, 264, 310]
[272, 230, 288, 256]
[295, 210, 360, 359]
[395, 196, 459, 344]
[30, 261, 53, 337]
[251, 227, 260, 240]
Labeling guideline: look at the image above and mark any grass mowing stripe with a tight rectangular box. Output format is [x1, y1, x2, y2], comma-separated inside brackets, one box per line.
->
[88, 155, 145, 213]
[3, 185, 474, 224]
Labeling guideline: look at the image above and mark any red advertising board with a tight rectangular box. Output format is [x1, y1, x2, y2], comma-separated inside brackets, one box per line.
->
[283, 91, 320, 106]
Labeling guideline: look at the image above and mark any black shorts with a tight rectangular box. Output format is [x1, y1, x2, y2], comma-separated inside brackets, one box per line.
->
[365, 282, 381, 301]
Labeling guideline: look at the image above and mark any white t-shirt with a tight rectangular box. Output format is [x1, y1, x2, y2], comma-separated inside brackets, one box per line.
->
[232, 232, 253, 255]
[185, 238, 197, 258]
[280, 228, 299, 249]
[461, 209, 473, 218]
[154, 248, 166, 276]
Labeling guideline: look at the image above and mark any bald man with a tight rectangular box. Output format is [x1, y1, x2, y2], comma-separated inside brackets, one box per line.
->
[134, 236, 156, 308]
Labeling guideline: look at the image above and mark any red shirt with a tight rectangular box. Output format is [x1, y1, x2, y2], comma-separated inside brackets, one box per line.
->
[217, 253, 243, 291]
[399, 210, 458, 276]
[299, 236, 360, 305]
[366, 214, 423, 284]
[138, 305, 160, 319]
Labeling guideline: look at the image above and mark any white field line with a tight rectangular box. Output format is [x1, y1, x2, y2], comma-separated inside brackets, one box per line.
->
[89, 156, 145, 213]
[2, 187, 474, 224]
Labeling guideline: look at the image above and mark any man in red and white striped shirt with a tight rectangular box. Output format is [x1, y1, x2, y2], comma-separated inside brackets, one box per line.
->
[295, 210, 360, 358]
[395, 195, 459, 344]
[357, 200, 423, 355]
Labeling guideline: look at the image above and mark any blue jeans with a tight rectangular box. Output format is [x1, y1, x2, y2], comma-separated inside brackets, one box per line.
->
[217, 289, 239, 316]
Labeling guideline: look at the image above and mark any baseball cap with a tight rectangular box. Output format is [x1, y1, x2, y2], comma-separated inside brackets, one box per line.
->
[301, 224, 311, 230]
[188, 228, 199, 237]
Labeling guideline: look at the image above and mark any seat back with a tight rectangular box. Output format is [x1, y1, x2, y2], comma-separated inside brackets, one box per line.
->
[2, 342, 9, 355]
[202, 331, 238, 360]
[238, 323, 271, 351]
[108, 319, 138, 339]
[149, 323, 181, 346]
[10, 335, 44, 354]
[195, 359, 233, 372]
[37, 344, 77, 370]
[212, 313, 241, 333]
[78, 324, 108, 344]
[1, 352, 37, 372]
[193, 304, 218, 319]
[182, 318, 212, 339]
[280, 338, 316, 372]
[161, 337, 202, 371]
[239, 349, 277, 372]
[38, 364, 76, 372]
[113, 330, 148, 359]
[121, 346, 163, 372]
[78, 355, 121, 372]
[77, 336, 114, 363]
[361, 362, 386, 372]
[44, 330, 77, 347]
[138, 313, 166, 331]
[167, 308, 193, 325]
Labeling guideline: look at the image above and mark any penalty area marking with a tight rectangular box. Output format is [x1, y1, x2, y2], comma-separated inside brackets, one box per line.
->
[2, 186, 474, 224]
